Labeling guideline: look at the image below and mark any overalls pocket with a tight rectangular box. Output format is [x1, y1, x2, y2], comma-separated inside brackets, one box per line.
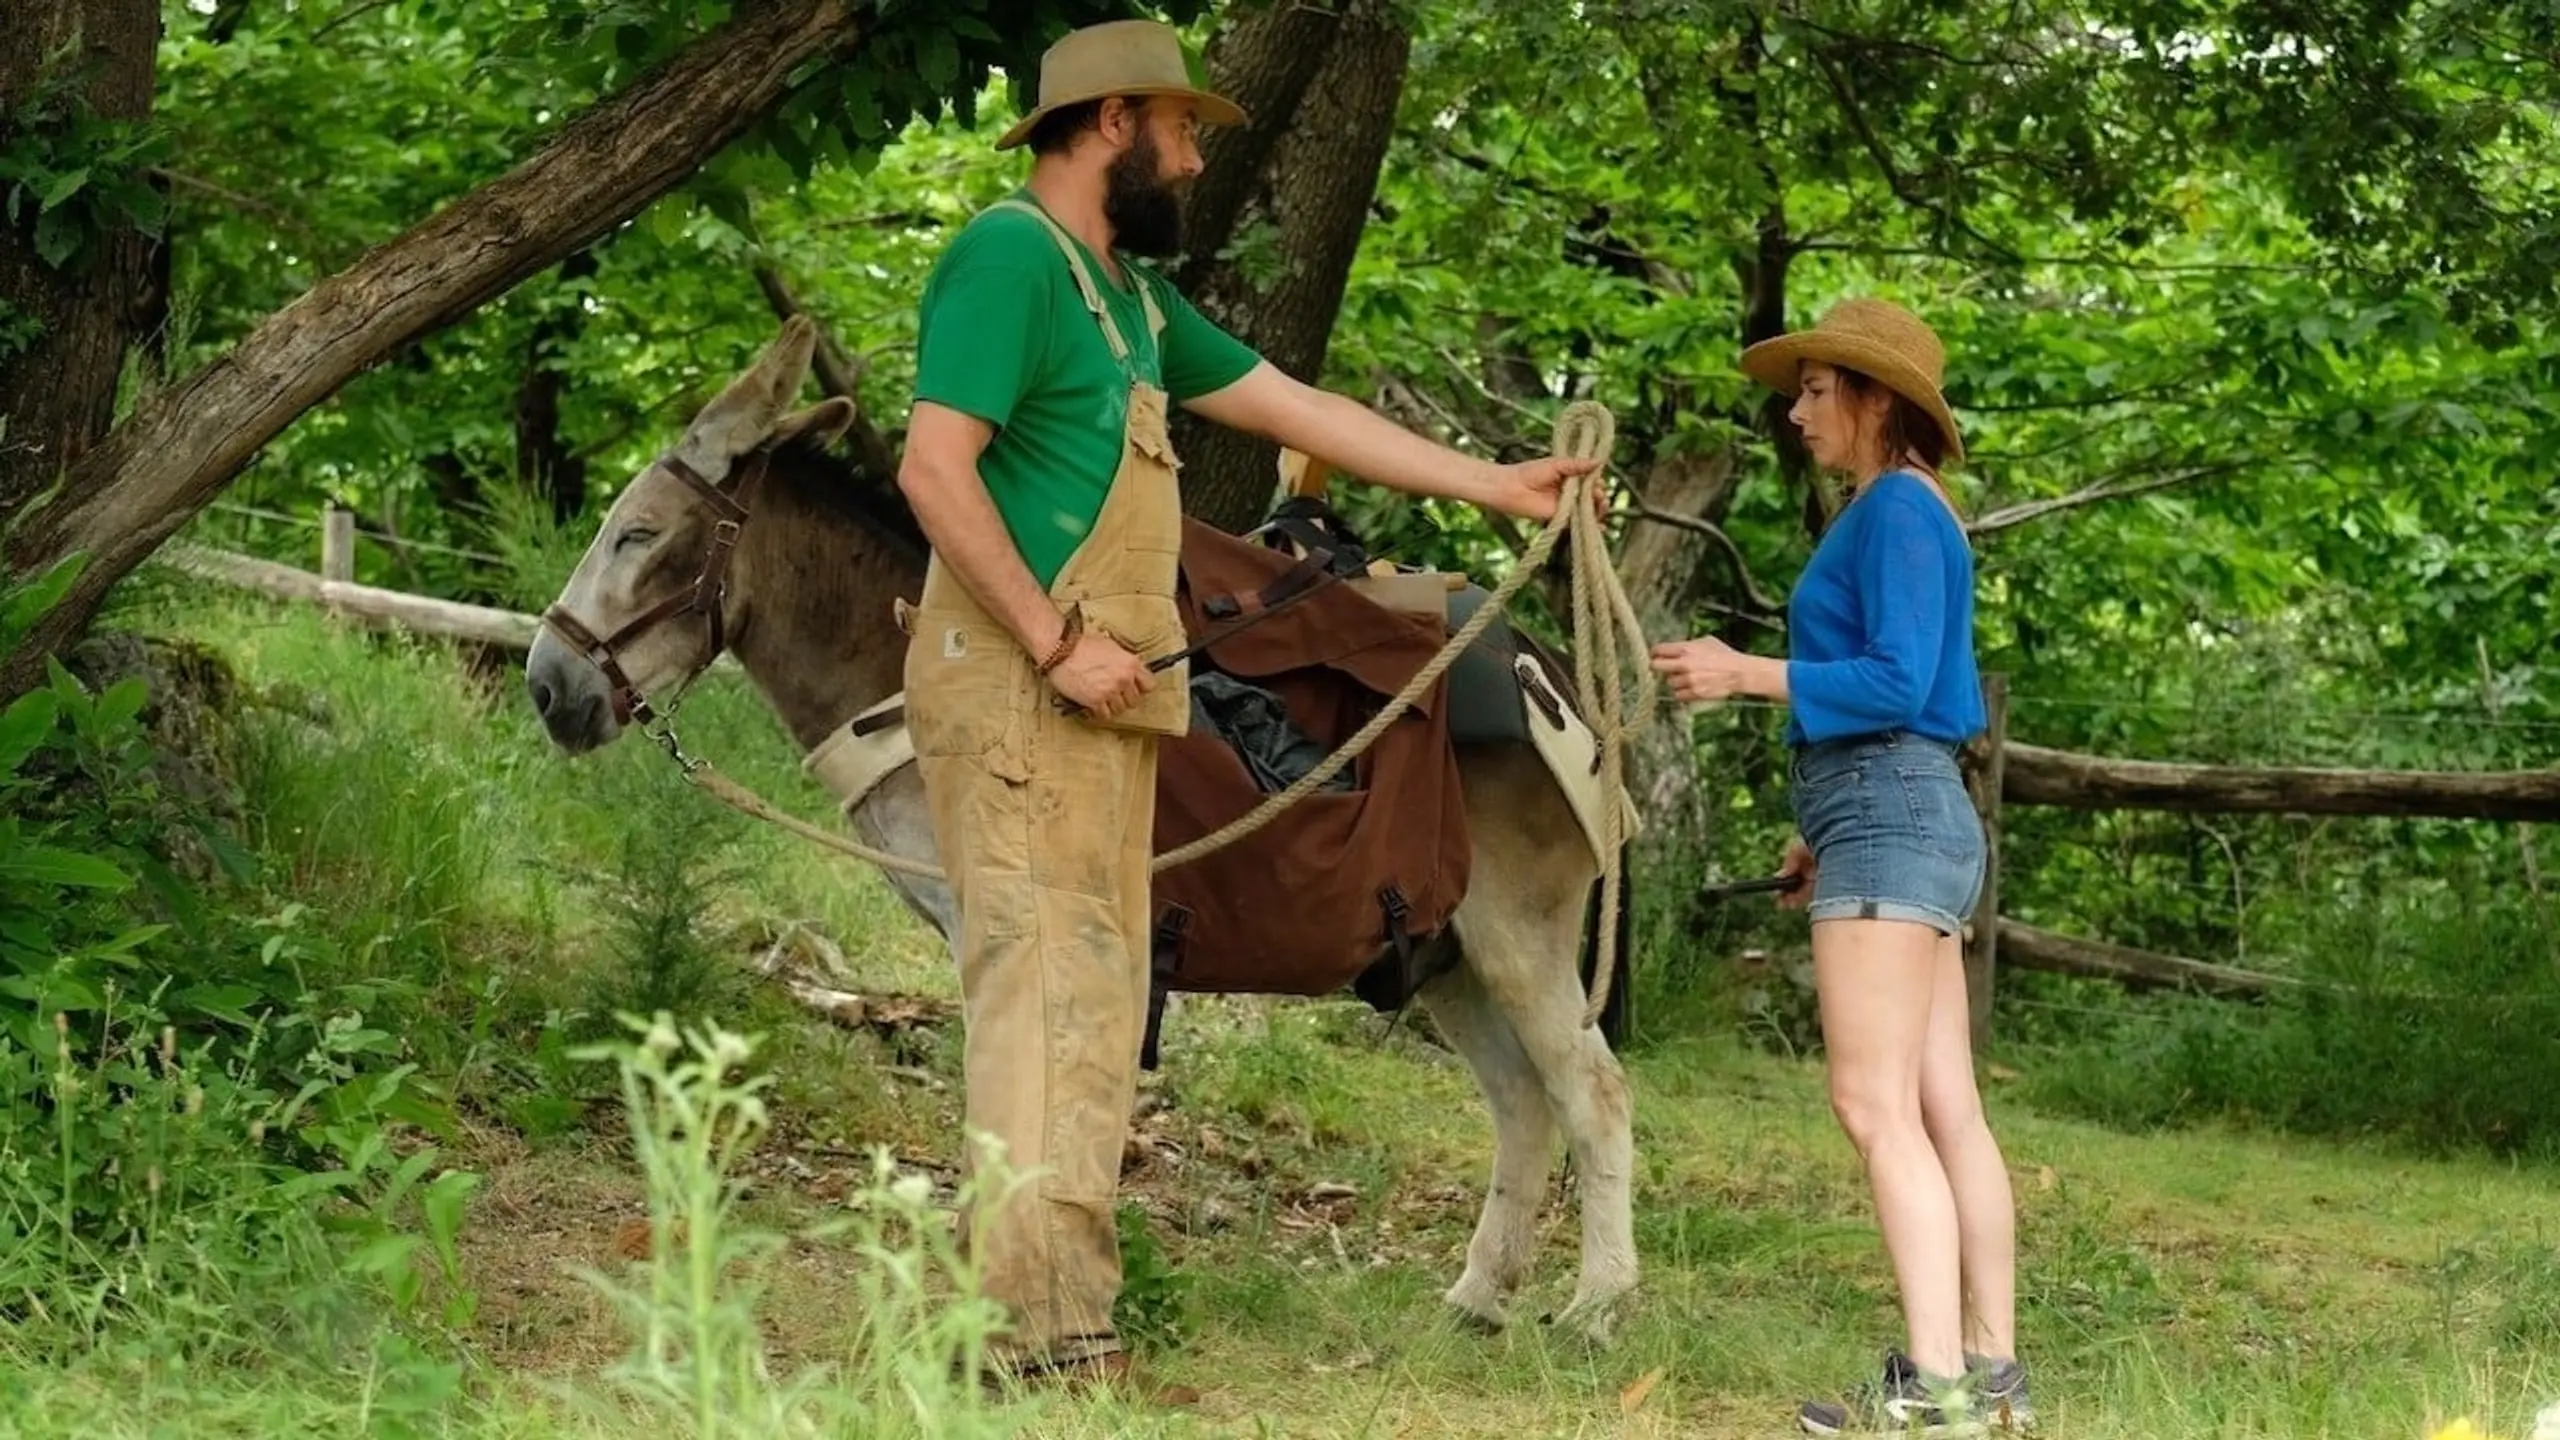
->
[1064, 592, 1191, 738]
[902, 608, 1030, 777]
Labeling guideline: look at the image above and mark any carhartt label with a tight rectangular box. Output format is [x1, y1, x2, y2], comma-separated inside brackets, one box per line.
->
[942, 626, 969, 659]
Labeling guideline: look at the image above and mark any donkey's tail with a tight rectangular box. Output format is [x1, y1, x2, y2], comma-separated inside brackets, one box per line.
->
[1577, 843, 1636, 1049]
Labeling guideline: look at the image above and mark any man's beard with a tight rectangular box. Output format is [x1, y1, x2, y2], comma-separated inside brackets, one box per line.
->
[1103, 131, 1184, 258]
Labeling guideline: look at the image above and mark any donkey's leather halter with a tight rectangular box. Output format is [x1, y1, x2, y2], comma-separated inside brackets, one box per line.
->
[539, 446, 774, 738]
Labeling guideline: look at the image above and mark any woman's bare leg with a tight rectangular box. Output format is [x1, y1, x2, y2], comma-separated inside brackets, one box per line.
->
[1916, 930, 2017, 1364]
[1813, 916, 1965, 1379]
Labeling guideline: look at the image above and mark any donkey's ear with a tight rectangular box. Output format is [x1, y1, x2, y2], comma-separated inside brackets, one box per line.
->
[770, 396, 858, 453]
[677, 317, 820, 470]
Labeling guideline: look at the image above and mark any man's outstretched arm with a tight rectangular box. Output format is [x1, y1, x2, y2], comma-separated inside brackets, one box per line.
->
[1181, 361, 1600, 521]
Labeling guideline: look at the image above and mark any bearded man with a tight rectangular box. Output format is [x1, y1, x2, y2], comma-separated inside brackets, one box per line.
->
[894, 17, 1597, 1396]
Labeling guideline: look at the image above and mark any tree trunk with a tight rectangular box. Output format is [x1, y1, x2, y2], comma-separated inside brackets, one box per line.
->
[515, 248, 598, 523]
[0, 0, 864, 697]
[1169, 0, 1412, 533]
[1618, 197, 1792, 859]
[0, 0, 164, 533]
[1620, 448, 1744, 836]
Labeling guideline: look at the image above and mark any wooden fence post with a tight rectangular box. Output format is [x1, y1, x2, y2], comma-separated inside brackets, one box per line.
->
[1963, 672, 2008, 1052]
[321, 505, 356, 583]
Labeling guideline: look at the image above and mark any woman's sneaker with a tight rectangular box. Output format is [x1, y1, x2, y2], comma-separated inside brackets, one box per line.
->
[1967, 1353, 2037, 1431]
[1798, 1350, 1988, 1436]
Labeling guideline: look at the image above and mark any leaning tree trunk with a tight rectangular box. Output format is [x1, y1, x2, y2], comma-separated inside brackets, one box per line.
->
[0, 0, 869, 698]
[0, 0, 164, 536]
[1169, 0, 1412, 533]
[1615, 193, 1796, 838]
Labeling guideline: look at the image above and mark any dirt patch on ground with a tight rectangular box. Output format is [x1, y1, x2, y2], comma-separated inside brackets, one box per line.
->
[438, 993, 1525, 1382]
[445, 1126, 644, 1375]
[445, 1116, 974, 1379]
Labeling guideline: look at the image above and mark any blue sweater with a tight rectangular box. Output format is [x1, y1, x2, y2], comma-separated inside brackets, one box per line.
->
[1783, 470, 1986, 747]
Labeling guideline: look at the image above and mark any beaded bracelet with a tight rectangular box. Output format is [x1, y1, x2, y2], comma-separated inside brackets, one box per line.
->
[1035, 604, 1083, 676]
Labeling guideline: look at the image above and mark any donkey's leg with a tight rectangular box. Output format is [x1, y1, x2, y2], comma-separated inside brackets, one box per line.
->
[1450, 746, 1638, 1345]
[1417, 955, 1558, 1332]
[846, 761, 959, 944]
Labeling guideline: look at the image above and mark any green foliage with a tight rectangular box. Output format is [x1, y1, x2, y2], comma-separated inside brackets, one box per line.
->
[142, 0, 1221, 601]
[2018, 888, 2560, 1161]
[571, 779, 757, 1037]
[0, 57, 168, 274]
[1112, 1199, 1192, 1352]
[0, 558, 474, 1362]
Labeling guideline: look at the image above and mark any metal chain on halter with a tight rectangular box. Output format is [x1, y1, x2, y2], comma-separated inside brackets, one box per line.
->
[671, 400, 1656, 1024]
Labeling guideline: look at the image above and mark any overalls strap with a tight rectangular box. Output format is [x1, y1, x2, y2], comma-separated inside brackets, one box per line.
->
[985, 197, 1167, 369]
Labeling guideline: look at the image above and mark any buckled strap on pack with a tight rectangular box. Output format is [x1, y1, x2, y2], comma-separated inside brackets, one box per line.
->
[1202, 553, 1330, 623]
[1258, 497, 1374, 569]
[1358, 884, 1433, 1046]
[1139, 904, 1192, 1072]
[1379, 884, 1413, 968]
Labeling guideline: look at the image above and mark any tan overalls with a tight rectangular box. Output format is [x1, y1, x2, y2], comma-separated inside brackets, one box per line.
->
[901, 198, 1193, 1372]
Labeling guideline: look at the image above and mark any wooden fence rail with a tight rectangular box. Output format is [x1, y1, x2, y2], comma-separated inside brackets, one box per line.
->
[1962, 669, 2555, 1046]
[2003, 740, 2560, 823]
[166, 542, 539, 650]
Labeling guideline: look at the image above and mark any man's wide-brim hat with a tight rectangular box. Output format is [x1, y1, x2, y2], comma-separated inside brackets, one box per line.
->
[995, 19, 1247, 151]
[1739, 298, 1965, 466]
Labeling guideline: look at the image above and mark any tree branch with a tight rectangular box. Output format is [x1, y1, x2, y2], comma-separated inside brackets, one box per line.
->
[1964, 372, 2213, 413]
[1805, 45, 2017, 263]
[1370, 371, 1531, 554]
[1794, 238, 2347, 278]
[5, 0, 871, 692]
[1967, 462, 2248, 535]
[751, 262, 898, 481]
[149, 167, 326, 244]
[1778, 17, 2030, 71]
[311, 0, 398, 41]
[1430, 341, 1552, 435]
[1625, 502, 1786, 615]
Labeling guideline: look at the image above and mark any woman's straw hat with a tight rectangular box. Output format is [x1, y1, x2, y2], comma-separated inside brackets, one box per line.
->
[1739, 298, 1964, 465]
[996, 20, 1248, 151]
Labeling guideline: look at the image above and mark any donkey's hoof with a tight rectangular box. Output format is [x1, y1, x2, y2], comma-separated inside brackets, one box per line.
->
[1540, 1296, 1621, 1348]
[1442, 1277, 1509, 1335]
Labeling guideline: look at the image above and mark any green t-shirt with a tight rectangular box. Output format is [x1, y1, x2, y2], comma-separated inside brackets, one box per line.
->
[910, 189, 1264, 588]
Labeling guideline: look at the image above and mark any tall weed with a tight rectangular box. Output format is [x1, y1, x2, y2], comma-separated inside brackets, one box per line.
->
[567, 1011, 1031, 1438]
[568, 775, 757, 1036]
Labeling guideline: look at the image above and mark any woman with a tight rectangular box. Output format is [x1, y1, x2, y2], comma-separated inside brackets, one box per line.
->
[1649, 298, 2032, 1436]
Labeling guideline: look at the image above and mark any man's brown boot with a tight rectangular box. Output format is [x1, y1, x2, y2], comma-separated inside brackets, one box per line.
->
[980, 1348, 1201, 1408]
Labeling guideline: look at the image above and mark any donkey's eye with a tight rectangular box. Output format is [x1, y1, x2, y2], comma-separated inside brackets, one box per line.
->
[615, 527, 658, 551]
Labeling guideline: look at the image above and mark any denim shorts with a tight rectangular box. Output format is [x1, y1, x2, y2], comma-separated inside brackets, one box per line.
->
[1788, 731, 1986, 937]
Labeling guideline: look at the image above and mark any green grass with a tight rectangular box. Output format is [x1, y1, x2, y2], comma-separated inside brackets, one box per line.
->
[15, 578, 2558, 1440]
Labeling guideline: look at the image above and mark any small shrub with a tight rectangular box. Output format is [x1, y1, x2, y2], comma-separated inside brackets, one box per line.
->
[1112, 1200, 1191, 1353]
[571, 777, 757, 1033]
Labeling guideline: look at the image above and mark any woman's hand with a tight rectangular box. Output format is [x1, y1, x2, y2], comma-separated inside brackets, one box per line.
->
[1777, 834, 1816, 910]
[1648, 636, 1774, 702]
